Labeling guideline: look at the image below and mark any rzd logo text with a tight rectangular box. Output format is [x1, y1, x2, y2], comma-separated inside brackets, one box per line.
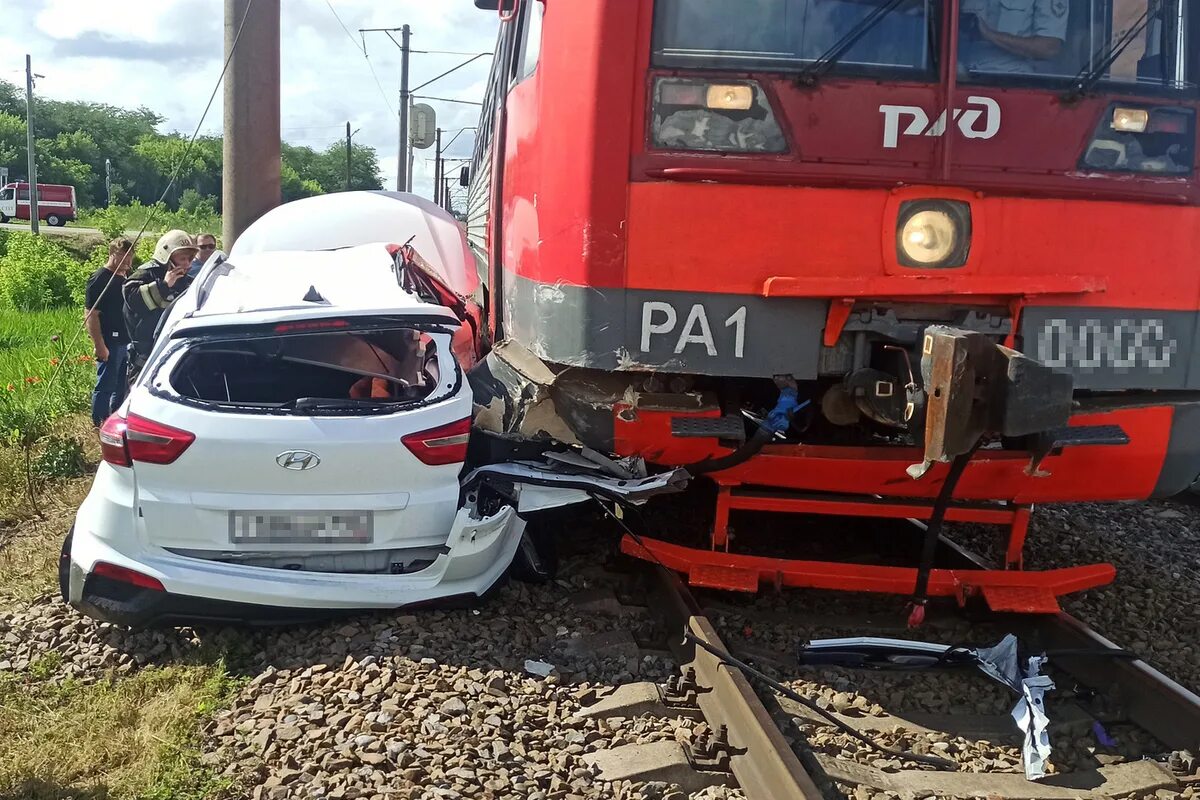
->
[879, 96, 1001, 149]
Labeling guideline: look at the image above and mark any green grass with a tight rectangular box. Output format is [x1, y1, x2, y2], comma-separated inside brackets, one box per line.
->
[0, 308, 93, 383]
[0, 661, 246, 800]
[0, 299, 245, 799]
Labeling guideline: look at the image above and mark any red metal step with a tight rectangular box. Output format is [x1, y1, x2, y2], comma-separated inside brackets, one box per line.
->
[621, 535, 1114, 613]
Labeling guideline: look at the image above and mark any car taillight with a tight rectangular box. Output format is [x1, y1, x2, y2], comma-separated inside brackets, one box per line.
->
[92, 561, 165, 591]
[1081, 104, 1195, 175]
[402, 418, 471, 465]
[98, 414, 131, 467]
[651, 77, 787, 154]
[99, 413, 195, 466]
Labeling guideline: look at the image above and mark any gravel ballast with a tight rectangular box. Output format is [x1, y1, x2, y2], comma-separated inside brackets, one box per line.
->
[1, 534, 745, 800]
[3, 498, 1197, 799]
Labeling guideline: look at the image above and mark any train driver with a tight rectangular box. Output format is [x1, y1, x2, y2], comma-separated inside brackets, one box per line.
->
[959, 0, 1069, 74]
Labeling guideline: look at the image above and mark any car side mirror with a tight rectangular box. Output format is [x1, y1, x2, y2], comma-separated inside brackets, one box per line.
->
[459, 166, 471, 187]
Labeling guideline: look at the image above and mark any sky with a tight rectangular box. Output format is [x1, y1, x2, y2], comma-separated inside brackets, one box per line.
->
[0, 0, 500, 201]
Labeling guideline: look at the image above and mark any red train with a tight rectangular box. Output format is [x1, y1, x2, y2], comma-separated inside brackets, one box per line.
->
[465, 0, 1200, 613]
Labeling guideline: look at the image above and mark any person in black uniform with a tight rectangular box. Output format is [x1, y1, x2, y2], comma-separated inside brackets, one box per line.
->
[122, 230, 198, 381]
[85, 237, 135, 426]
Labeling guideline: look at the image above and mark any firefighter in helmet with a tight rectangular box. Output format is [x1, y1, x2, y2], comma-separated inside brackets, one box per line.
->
[123, 230, 198, 380]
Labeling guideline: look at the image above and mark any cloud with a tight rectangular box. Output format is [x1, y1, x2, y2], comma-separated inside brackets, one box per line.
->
[49, 32, 212, 66]
[3, 0, 498, 196]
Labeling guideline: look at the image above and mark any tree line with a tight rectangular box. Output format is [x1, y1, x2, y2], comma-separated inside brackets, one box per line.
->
[0, 80, 383, 211]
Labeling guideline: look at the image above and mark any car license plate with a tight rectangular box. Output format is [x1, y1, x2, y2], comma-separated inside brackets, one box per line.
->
[229, 511, 373, 544]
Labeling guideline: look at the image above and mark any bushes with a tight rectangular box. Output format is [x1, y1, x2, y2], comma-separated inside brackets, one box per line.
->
[77, 200, 222, 242]
[0, 233, 78, 311]
[33, 435, 88, 479]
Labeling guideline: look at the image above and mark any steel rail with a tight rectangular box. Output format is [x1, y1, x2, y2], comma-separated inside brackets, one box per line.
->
[651, 566, 824, 800]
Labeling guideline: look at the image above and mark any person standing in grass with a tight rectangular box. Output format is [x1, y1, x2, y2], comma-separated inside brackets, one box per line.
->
[123, 230, 198, 382]
[188, 232, 218, 277]
[85, 237, 135, 426]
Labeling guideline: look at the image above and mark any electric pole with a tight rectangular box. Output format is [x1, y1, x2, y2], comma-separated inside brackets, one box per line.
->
[398, 24, 411, 193]
[24, 55, 39, 235]
[105, 158, 113, 207]
[223, 0, 282, 248]
[346, 122, 353, 192]
[434, 127, 443, 206]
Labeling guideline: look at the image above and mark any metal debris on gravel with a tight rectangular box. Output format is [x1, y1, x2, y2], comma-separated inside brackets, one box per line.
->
[948, 499, 1200, 692]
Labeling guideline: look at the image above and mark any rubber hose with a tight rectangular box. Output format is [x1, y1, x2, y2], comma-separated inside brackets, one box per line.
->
[685, 424, 775, 475]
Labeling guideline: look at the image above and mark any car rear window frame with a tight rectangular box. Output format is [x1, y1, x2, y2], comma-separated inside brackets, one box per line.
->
[146, 322, 465, 417]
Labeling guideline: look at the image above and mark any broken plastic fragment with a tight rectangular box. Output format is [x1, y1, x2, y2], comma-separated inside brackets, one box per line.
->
[1013, 656, 1055, 781]
[1092, 720, 1117, 748]
[524, 659, 555, 678]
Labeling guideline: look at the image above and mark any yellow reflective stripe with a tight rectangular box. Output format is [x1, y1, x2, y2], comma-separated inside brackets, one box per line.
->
[139, 282, 166, 310]
[149, 281, 168, 308]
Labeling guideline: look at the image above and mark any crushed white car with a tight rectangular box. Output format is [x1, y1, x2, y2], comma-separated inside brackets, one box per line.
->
[61, 193, 688, 628]
[62, 241, 528, 627]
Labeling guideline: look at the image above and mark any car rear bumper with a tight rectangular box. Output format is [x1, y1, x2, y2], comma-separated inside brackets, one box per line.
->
[67, 497, 525, 628]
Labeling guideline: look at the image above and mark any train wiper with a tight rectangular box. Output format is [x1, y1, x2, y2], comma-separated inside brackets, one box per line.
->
[1061, 0, 1162, 102]
[796, 0, 913, 86]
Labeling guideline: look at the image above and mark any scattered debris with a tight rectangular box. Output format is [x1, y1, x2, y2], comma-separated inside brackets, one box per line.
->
[798, 634, 1060, 780]
[523, 659, 556, 678]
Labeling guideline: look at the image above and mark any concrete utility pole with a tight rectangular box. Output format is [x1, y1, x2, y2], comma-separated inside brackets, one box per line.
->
[223, 0, 281, 248]
[433, 127, 443, 206]
[24, 54, 39, 235]
[346, 122, 353, 191]
[105, 158, 113, 207]
[397, 24, 411, 193]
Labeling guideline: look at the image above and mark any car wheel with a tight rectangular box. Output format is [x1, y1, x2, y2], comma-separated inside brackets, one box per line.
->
[0, 213, 8, 224]
[58, 528, 73, 603]
[46, 214, 63, 227]
[509, 519, 558, 584]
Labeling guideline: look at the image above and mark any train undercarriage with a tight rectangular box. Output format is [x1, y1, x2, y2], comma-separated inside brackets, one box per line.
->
[471, 299, 1200, 617]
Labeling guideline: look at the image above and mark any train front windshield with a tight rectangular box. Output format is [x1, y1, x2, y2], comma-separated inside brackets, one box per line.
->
[653, 0, 1193, 93]
[653, 0, 935, 76]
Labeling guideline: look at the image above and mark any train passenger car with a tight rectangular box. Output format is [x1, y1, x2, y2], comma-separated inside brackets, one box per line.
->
[465, 0, 1200, 613]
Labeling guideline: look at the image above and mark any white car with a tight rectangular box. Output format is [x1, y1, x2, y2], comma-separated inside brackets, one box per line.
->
[62, 193, 688, 628]
[62, 241, 525, 627]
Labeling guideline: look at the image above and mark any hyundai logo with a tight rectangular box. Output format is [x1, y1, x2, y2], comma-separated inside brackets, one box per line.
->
[276, 450, 321, 471]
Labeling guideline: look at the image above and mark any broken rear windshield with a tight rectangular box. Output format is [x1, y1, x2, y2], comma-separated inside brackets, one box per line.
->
[168, 326, 450, 414]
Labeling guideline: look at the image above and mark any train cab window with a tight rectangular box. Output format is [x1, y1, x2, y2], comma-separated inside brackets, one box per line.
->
[653, 0, 935, 76]
[958, 0, 1194, 92]
[517, 1, 543, 81]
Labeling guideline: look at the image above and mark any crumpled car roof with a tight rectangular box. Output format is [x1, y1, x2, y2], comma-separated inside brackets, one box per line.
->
[229, 191, 479, 300]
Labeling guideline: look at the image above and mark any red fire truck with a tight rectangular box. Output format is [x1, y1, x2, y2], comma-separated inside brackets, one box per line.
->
[0, 182, 78, 227]
[465, 0, 1200, 613]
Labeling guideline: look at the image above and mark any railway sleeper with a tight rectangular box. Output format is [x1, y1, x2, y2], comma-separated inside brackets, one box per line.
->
[812, 755, 1178, 799]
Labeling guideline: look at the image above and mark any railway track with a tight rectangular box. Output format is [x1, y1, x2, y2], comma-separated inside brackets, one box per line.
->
[580, 531, 1200, 800]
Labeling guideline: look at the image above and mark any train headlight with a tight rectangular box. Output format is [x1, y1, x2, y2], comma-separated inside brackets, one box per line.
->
[896, 200, 972, 269]
[652, 78, 787, 154]
[1082, 104, 1195, 175]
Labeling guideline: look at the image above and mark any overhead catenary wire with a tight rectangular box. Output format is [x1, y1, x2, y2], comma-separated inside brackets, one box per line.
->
[359, 34, 397, 116]
[19, 0, 258, 517]
[413, 95, 483, 107]
[411, 50, 493, 57]
[323, 0, 365, 54]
